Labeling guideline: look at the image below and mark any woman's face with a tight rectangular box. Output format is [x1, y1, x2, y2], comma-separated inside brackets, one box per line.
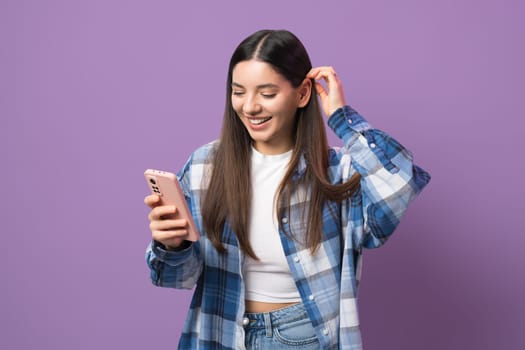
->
[231, 59, 309, 155]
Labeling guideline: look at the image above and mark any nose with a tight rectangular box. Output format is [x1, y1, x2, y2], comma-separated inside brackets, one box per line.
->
[242, 95, 262, 115]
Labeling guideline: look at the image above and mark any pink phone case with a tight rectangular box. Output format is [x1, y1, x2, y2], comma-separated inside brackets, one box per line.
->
[144, 169, 199, 242]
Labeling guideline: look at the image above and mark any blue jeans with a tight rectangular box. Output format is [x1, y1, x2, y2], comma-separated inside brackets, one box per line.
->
[243, 303, 320, 349]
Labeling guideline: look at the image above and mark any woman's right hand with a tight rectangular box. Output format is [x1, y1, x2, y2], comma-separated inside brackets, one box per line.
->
[144, 194, 189, 250]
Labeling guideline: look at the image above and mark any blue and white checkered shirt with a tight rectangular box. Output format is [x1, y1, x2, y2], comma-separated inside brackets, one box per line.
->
[146, 106, 431, 349]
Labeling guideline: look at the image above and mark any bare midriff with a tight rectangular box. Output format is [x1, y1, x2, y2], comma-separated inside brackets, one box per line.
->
[244, 300, 299, 313]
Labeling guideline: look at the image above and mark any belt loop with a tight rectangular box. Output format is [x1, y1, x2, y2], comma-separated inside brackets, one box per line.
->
[263, 312, 272, 337]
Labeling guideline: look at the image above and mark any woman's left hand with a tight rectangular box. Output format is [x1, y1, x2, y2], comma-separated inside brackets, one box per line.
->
[307, 66, 346, 117]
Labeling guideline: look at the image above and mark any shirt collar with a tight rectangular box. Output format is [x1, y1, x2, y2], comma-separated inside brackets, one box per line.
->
[292, 153, 307, 180]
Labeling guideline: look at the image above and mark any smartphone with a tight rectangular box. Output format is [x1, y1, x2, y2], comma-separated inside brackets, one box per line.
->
[144, 169, 200, 242]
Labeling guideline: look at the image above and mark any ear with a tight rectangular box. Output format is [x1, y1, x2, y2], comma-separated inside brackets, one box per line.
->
[297, 78, 312, 108]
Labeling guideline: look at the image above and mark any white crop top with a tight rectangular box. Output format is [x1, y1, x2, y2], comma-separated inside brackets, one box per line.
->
[243, 147, 302, 303]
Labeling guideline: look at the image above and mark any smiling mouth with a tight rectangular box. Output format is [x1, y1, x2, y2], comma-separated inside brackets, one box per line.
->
[248, 117, 272, 125]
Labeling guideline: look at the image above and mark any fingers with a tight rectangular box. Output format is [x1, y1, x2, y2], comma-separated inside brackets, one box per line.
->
[148, 206, 189, 248]
[152, 230, 188, 249]
[148, 204, 177, 221]
[314, 82, 327, 97]
[151, 227, 189, 243]
[307, 66, 336, 78]
[307, 66, 340, 86]
[152, 228, 188, 240]
[149, 218, 188, 232]
[144, 194, 161, 208]
[307, 66, 342, 96]
[307, 66, 346, 116]
[145, 195, 190, 249]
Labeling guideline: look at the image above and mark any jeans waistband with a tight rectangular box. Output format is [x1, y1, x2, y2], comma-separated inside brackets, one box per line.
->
[243, 303, 308, 329]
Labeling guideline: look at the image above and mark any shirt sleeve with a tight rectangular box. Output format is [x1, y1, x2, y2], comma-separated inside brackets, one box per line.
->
[328, 105, 431, 249]
[144, 153, 204, 289]
[145, 239, 202, 289]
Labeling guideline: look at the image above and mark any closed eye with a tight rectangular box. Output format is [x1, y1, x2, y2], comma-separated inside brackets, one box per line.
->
[261, 93, 276, 99]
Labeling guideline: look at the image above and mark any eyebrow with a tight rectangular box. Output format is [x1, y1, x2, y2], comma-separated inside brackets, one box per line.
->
[231, 82, 279, 89]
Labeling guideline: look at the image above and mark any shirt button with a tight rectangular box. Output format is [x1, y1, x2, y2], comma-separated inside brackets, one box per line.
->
[281, 217, 288, 224]
[308, 294, 315, 301]
[347, 118, 352, 124]
[293, 256, 300, 263]
[242, 317, 249, 326]
[370, 143, 376, 148]
[322, 328, 329, 336]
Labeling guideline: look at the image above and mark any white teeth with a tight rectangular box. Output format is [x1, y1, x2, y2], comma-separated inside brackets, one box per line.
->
[249, 117, 271, 125]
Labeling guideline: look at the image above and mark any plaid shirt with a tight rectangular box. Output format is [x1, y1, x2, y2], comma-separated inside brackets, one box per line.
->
[146, 106, 431, 349]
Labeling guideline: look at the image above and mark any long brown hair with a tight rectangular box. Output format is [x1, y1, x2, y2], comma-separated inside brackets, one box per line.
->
[202, 30, 361, 259]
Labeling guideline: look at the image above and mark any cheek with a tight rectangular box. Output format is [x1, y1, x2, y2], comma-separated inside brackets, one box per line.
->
[231, 98, 242, 114]
[272, 95, 298, 115]
[275, 100, 298, 118]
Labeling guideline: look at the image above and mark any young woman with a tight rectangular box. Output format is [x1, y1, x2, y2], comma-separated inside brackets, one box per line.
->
[144, 29, 430, 349]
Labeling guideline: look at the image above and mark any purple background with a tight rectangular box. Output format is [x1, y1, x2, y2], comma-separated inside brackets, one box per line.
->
[2, 0, 524, 349]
